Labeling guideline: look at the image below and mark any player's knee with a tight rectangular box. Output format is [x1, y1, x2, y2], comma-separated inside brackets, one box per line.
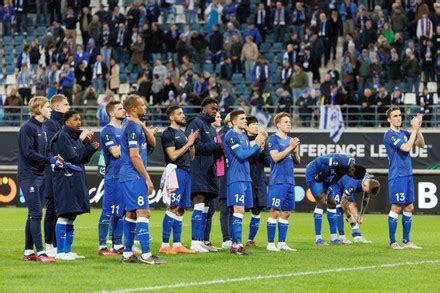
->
[316, 196, 327, 209]
[280, 211, 290, 220]
[404, 204, 414, 213]
[233, 206, 245, 214]
[390, 204, 402, 214]
[269, 209, 280, 219]
[177, 207, 185, 216]
[327, 198, 336, 209]
[193, 194, 204, 204]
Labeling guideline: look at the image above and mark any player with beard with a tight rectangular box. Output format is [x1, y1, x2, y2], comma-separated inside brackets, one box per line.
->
[98, 101, 127, 256]
[159, 106, 200, 254]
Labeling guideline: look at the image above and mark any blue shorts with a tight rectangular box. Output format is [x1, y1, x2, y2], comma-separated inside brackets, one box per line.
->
[227, 181, 253, 208]
[102, 178, 125, 217]
[267, 184, 295, 211]
[389, 176, 414, 205]
[121, 178, 149, 212]
[169, 169, 191, 208]
[307, 179, 330, 197]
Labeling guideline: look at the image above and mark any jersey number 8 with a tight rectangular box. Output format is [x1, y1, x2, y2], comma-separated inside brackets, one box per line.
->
[137, 196, 145, 206]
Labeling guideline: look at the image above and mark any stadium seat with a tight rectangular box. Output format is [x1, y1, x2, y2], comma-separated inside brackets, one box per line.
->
[118, 63, 125, 73]
[130, 73, 138, 84]
[235, 84, 246, 95]
[26, 35, 34, 44]
[3, 45, 13, 53]
[231, 73, 242, 84]
[15, 36, 24, 45]
[204, 63, 213, 73]
[271, 42, 284, 53]
[6, 66, 15, 75]
[36, 26, 46, 37]
[5, 55, 14, 66]
[120, 73, 128, 83]
[427, 82, 437, 93]
[403, 93, 416, 105]
[260, 43, 270, 53]
[3, 36, 12, 46]
[126, 63, 133, 73]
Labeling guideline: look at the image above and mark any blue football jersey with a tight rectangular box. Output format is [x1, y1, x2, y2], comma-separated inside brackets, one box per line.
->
[119, 120, 147, 182]
[100, 124, 123, 179]
[224, 129, 257, 184]
[384, 129, 413, 180]
[266, 133, 295, 186]
[330, 174, 363, 197]
[306, 153, 355, 181]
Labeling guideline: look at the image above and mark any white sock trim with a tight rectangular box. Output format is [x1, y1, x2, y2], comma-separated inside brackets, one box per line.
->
[327, 208, 336, 213]
[278, 218, 289, 224]
[57, 217, 68, 224]
[403, 211, 412, 217]
[161, 243, 170, 247]
[166, 210, 179, 220]
[24, 249, 34, 255]
[173, 242, 182, 247]
[125, 217, 137, 223]
[233, 213, 244, 219]
[203, 206, 209, 213]
[123, 252, 133, 258]
[194, 203, 204, 211]
[267, 217, 277, 224]
[175, 215, 183, 221]
[251, 214, 261, 219]
[389, 211, 399, 219]
[137, 217, 149, 223]
[352, 224, 360, 230]
[314, 208, 324, 215]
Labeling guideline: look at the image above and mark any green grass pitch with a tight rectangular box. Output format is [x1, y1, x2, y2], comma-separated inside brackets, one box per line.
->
[1, 208, 439, 292]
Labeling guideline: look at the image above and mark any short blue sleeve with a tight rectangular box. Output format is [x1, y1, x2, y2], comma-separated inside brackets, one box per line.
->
[126, 123, 142, 149]
[384, 130, 404, 150]
[266, 135, 279, 153]
[225, 131, 240, 150]
[101, 127, 117, 149]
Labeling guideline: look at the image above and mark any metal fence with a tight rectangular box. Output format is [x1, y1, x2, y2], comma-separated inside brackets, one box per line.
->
[1, 104, 439, 128]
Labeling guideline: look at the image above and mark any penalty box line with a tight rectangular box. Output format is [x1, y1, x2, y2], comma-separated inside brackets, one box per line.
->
[104, 259, 440, 292]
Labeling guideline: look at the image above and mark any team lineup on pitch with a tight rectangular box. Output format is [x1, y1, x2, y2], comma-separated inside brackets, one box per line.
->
[15, 94, 427, 269]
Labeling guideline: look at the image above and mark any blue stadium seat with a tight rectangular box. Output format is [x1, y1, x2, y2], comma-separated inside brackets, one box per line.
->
[15, 36, 24, 45]
[6, 65, 15, 75]
[264, 52, 274, 61]
[190, 23, 201, 31]
[37, 26, 46, 36]
[120, 73, 128, 83]
[260, 43, 270, 53]
[16, 45, 24, 53]
[3, 36, 13, 46]
[271, 42, 284, 53]
[204, 63, 213, 73]
[4, 45, 13, 53]
[193, 64, 202, 74]
[27, 35, 34, 44]
[126, 63, 133, 73]
[118, 63, 126, 73]
[130, 73, 138, 84]
[235, 84, 246, 95]
[231, 73, 242, 84]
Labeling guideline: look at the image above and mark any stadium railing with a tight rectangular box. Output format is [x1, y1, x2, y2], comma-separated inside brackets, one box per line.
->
[1, 105, 439, 128]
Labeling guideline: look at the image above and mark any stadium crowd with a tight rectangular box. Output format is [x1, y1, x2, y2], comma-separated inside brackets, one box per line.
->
[1, 0, 440, 127]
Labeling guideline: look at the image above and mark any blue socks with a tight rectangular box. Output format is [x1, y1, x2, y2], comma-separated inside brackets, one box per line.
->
[162, 211, 175, 244]
[248, 214, 260, 241]
[65, 221, 74, 253]
[314, 208, 323, 240]
[267, 217, 277, 243]
[98, 214, 110, 247]
[351, 223, 362, 237]
[402, 211, 412, 244]
[112, 216, 123, 246]
[278, 218, 289, 243]
[231, 213, 243, 245]
[200, 207, 209, 241]
[191, 203, 204, 241]
[123, 218, 136, 253]
[327, 208, 338, 241]
[388, 211, 398, 244]
[136, 217, 151, 257]
[173, 215, 183, 245]
[336, 207, 345, 236]
[55, 218, 67, 254]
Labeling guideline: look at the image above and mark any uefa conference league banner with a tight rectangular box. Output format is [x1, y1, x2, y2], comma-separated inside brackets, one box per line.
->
[0, 171, 439, 214]
[1, 131, 440, 169]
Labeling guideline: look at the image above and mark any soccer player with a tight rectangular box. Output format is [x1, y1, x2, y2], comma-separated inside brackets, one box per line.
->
[185, 98, 223, 253]
[245, 116, 270, 247]
[98, 101, 126, 256]
[265, 113, 300, 252]
[119, 95, 165, 264]
[328, 174, 380, 244]
[384, 106, 425, 249]
[305, 153, 366, 245]
[43, 94, 70, 257]
[19, 97, 61, 263]
[159, 106, 199, 254]
[51, 110, 99, 260]
[224, 110, 268, 255]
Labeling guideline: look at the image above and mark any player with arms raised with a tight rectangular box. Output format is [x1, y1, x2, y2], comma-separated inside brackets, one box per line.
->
[384, 106, 425, 249]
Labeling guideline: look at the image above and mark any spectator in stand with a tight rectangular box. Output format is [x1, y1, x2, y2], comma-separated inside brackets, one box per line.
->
[209, 24, 224, 72]
[280, 60, 293, 90]
[97, 89, 119, 126]
[146, 0, 160, 24]
[254, 3, 269, 42]
[205, 0, 223, 35]
[4, 86, 23, 126]
[60, 63, 75, 104]
[223, 22, 241, 54]
[74, 45, 90, 66]
[360, 20, 377, 50]
[273, 1, 287, 41]
[339, 0, 357, 35]
[80, 7, 93, 49]
[357, 48, 372, 94]
[34, 66, 48, 97]
[0, 0, 15, 36]
[383, 22, 395, 45]
[75, 60, 92, 91]
[218, 88, 234, 115]
[177, 75, 191, 97]
[110, 6, 125, 32]
[183, 0, 198, 23]
[316, 12, 331, 67]
[244, 22, 262, 47]
[230, 34, 242, 74]
[88, 15, 102, 45]
[151, 22, 165, 63]
[87, 38, 100, 65]
[50, 20, 65, 48]
[360, 88, 376, 126]
[222, 0, 236, 23]
[29, 41, 41, 75]
[277, 89, 292, 114]
[390, 3, 407, 34]
[165, 24, 179, 62]
[166, 59, 180, 84]
[191, 32, 209, 71]
[16, 45, 31, 71]
[108, 59, 120, 94]
[99, 23, 115, 67]
[17, 64, 32, 104]
[329, 10, 343, 62]
[14, 0, 28, 35]
[290, 63, 308, 103]
[388, 47, 402, 88]
[153, 59, 167, 82]
[220, 56, 233, 83]
[376, 84, 391, 126]
[114, 23, 129, 64]
[291, 2, 306, 41]
[253, 56, 270, 95]
[296, 88, 315, 127]
[421, 38, 435, 84]
[417, 87, 433, 125]
[130, 34, 145, 74]
[65, 7, 78, 43]
[57, 46, 71, 66]
[390, 86, 405, 117]
[241, 35, 259, 82]
[95, 4, 112, 25]
[403, 48, 420, 93]
[91, 55, 108, 95]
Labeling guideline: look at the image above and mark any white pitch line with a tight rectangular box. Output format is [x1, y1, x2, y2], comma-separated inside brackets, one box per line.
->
[104, 259, 440, 293]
